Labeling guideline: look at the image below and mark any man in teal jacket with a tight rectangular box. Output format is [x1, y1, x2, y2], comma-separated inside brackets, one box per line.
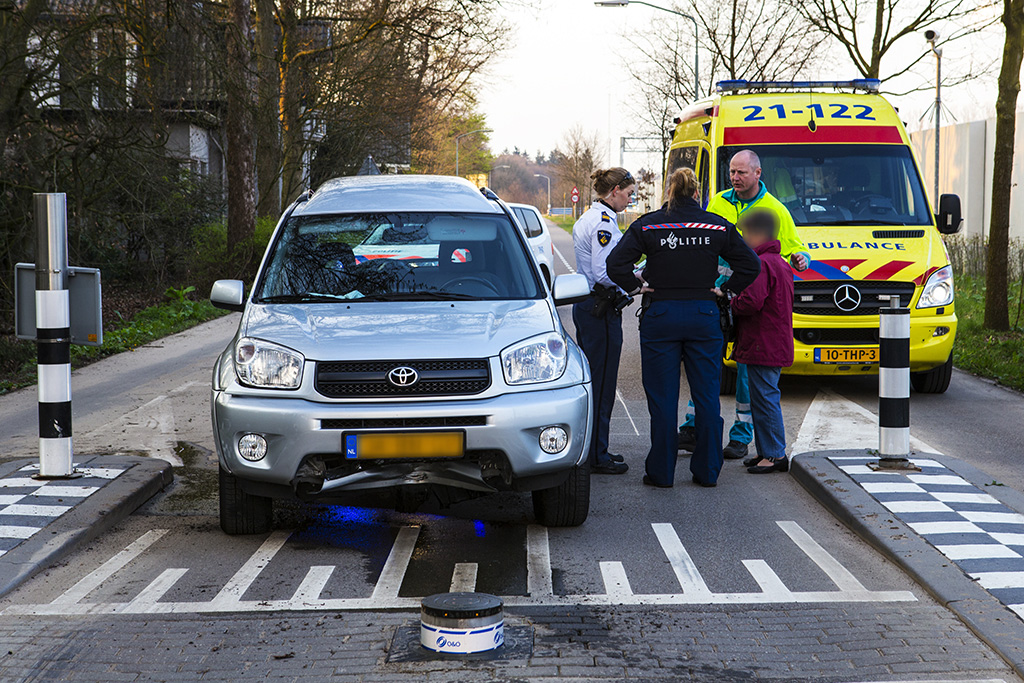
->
[678, 149, 809, 461]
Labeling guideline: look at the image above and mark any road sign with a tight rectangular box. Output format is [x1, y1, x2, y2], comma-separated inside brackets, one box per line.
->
[571, 186, 579, 204]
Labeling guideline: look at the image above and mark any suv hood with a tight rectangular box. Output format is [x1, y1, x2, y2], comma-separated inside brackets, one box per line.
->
[797, 227, 945, 284]
[242, 300, 558, 361]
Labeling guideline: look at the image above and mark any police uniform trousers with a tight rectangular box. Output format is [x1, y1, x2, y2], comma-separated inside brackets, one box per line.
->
[640, 299, 724, 486]
[572, 296, 623, 466]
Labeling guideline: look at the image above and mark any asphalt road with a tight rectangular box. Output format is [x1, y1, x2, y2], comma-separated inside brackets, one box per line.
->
[0, 220, 1021, 681]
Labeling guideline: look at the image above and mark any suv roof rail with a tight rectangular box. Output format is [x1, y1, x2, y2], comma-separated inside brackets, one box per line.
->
[716, 79, 881, 94]
[480, 186, 500, 201]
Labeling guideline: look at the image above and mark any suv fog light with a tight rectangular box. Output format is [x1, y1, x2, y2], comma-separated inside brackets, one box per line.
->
[539, 426, 568, 454]
[238, 434, 268, 461]
[933, 326, 950, 337]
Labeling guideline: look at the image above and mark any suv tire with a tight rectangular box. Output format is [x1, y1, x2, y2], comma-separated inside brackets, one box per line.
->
[910, 356, 953, 394]
[532, 463, 590, 527]
[219, 467, 273, 535]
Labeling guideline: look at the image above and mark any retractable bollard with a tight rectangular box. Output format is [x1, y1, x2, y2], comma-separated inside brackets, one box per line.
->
[874, 297, 916, 471]
[34, 193, 77, 479]
[420, 593, 504, 654]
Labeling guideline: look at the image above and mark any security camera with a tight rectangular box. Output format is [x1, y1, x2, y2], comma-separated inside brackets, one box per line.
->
[924, 29, 939, 43]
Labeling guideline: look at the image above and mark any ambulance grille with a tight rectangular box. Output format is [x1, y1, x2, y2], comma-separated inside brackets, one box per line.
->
[871, 230, 926, 239]
[793, 281, 916, 316]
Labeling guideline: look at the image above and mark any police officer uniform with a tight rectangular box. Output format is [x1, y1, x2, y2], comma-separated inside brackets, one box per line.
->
[607, 196, 760, 487]
[572, 200, 629, 474]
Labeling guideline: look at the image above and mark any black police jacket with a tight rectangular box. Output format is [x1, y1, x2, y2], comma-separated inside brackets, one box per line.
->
[606, 197, 761, 301]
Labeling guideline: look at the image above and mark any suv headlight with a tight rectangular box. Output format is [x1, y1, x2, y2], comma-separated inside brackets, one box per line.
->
[234, 337, 304, 389]
[917, 265, 954, 309]
[501, 333, 567, 385]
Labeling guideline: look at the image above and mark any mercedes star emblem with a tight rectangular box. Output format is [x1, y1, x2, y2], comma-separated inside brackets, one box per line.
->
[833, 284, 862, 312]
[387, 366, 419, 387]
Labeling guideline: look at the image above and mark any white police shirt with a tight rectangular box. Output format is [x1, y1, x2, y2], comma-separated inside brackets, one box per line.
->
[572, 201, 621, 290]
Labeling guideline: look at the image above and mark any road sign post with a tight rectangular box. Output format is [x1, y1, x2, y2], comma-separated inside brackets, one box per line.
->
[571, 186, 579, 219]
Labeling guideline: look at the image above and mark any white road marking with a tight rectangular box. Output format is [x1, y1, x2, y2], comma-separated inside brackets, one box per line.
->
[880, 500, 953, 514]
[907, 521, 984, 535]
[82, 394, 182, 466]
[51, 529, 168, 605]
[935, 545, 1021, 560]
[370, 526, 419, 601]
[0, 504, 71, 517]
[213, 531, 290, 605]
[552, 244, 575, 274]
[526, 524, 553, 596]
[449, 563, 478, 593]
[971, 572, 1024, 590]
[615, 390, 640, 436]
[2, 520, 916, 616]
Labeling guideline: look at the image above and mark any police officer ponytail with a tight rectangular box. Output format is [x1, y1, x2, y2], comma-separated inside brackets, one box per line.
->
[666, 168, 701, 210]
[591, 167, 634, 197]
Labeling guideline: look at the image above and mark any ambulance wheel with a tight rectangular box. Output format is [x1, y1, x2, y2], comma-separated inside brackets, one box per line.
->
[720, 366, 737, 395]
[219, 467, 273, 535]
[533, 463, 590, 527]
[910, 356, 953, 394]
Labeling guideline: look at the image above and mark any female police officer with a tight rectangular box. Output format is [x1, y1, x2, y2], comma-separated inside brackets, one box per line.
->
[572, 167, 636, 475]
[607, 168, 759, 487]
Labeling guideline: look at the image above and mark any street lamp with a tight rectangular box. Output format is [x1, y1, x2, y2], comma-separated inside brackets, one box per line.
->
[534, 173, 551, 214]
[455, 128, 492, 177]
[489, 164, 511, 188]
[594, 0, 700, 99]
[925, 29, 942, 207]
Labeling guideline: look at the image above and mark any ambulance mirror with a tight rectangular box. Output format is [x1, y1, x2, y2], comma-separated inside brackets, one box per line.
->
[936, 194, 962, 235]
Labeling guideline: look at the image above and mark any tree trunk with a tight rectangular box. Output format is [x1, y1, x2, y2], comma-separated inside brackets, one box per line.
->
[224, 0, 257, 267]
[254, 0, 281, 218]
[278, 0, 305, 206]
[984, 0, 1024, 331]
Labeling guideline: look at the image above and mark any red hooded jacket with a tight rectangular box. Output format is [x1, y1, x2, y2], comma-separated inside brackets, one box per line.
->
[730, 240, 794, 368]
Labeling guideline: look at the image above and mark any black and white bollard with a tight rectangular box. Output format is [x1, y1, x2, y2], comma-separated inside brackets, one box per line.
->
[420, 592, 504, 654]
[875, 297, 914, 470]
[34, 193, 75, 479]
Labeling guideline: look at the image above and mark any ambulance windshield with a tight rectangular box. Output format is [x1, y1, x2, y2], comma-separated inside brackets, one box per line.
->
[717, 145, 932, 227]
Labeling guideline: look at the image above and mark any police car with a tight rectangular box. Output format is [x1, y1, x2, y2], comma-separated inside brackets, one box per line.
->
[208, 175, 594, 534]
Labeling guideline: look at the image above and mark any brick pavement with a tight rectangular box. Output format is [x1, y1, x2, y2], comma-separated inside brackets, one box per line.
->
[0, 603, 1017, 682]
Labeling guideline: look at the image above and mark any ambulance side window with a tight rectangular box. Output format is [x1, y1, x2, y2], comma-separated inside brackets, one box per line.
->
[698, 149, 711, 208]
[666, 145, 699, 193]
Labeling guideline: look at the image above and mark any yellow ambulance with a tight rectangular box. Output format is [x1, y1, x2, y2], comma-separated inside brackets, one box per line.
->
[667, 79, 961, 393]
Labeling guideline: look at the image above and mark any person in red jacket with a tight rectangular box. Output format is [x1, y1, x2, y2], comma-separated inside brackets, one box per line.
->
[724, 210, 795, 474]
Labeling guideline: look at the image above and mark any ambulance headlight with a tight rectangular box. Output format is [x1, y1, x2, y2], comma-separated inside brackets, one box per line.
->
[917, 265, 954, 309]
[234, 337, 304, 389]
[501, 333, 567, 385]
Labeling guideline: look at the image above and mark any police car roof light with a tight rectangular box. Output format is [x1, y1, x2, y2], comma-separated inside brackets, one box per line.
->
[715, 79, 881, 94]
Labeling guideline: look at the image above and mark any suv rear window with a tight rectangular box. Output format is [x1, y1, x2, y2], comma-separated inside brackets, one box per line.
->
[255, 212, 543, 302]
[512, 206, 544, 238]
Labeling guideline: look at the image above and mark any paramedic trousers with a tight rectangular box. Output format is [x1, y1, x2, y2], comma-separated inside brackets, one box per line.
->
[572, 296, 623, 467]
[640, 300, 724, 486]
[681, 364, 753, 444]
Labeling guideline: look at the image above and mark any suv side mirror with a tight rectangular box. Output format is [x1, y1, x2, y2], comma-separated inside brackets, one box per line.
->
[936, 194, 962, 234]
[552, 273, 591, 306]
[210, 279, 246, 311]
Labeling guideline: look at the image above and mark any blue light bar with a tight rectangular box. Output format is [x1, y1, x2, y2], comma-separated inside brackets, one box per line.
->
[716, 79, 881, 94]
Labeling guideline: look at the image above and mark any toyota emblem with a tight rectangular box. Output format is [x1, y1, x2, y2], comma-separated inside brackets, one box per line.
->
[387, 366, 419, 387]
[833, 284, 862, 312]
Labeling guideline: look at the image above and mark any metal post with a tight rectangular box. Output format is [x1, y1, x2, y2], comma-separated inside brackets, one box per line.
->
[34, 193, 76, 479]
[534, 173, 551, 214]
[874, 297, 915, 471]
[934, 48, 941, 206]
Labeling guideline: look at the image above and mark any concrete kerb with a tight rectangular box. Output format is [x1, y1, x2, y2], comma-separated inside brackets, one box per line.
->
[792, 449, 1024, 680]
[0, 454, 172, 600]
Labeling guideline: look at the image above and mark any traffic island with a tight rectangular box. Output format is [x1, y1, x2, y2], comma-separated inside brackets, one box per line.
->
[792, 449, 1024, 679]
[0, 454, 172, 599]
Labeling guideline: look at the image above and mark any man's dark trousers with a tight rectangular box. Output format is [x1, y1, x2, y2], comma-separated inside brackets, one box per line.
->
[572, 296, 622, 467]
[639, 299, 724, 485]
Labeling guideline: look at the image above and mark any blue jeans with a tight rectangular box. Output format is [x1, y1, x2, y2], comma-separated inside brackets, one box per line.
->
[747, 364, 786, 460]
[680, 363, 753, 444]
[639, 300, 724, 486]
[573, 297, 623, 466]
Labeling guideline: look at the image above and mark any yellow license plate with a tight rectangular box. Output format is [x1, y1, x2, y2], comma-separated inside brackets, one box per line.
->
[344, 432, 464, 459]
[814, 347, 879, 364]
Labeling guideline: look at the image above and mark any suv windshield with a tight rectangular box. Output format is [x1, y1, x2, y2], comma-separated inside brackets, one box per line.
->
[254, 212, 542, 302]
[717, 144, 931, 227]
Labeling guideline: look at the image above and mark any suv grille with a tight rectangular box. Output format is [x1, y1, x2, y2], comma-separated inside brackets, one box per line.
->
[315, 359, 491, 398]
[794, 281, 916, 316]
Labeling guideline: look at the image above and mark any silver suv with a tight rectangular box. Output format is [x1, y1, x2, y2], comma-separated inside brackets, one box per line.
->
[210, 175, 593, 534]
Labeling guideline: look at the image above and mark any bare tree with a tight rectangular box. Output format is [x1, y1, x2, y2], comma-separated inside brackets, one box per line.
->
[984, 0, 1024, 331]
[786, 0, 997, 86]
[224, 0, 257, 260]
[553, 125, 603, 207]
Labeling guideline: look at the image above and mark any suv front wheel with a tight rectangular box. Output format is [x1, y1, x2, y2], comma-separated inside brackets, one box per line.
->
[220, 467, 274, 535]
[532, 463, 590, 527]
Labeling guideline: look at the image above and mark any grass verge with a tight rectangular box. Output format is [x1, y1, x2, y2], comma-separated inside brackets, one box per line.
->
[951, 275, 1024, 393]
[0, 286, 227, 395]
[548, 215, 575, 233]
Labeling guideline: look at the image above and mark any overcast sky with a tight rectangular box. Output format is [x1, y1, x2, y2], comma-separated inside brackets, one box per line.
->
[476, 0, 1005, 172]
